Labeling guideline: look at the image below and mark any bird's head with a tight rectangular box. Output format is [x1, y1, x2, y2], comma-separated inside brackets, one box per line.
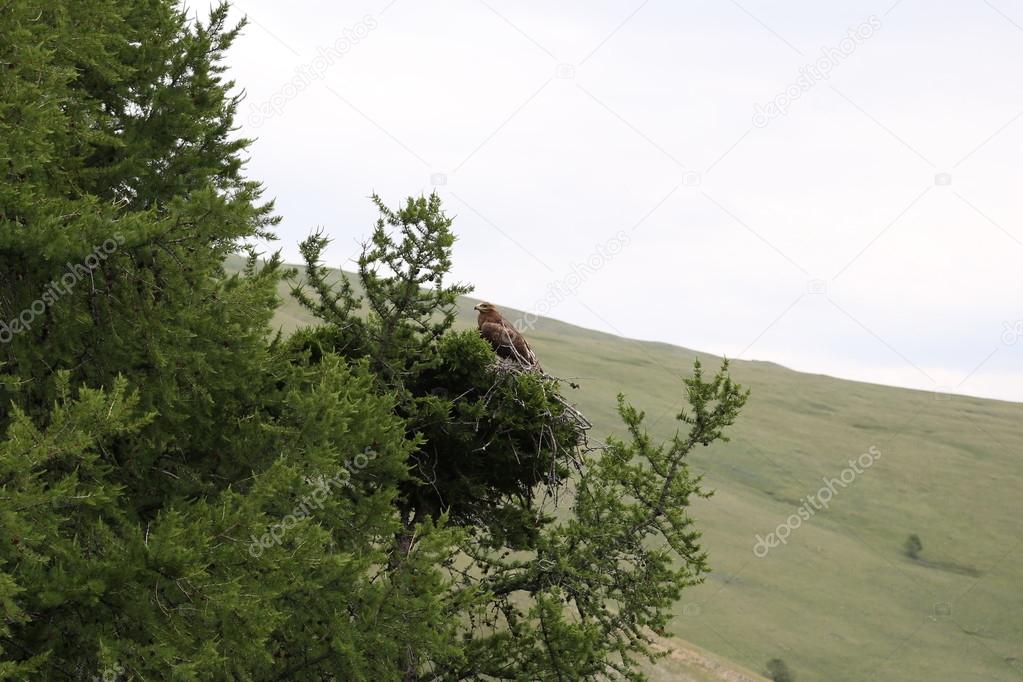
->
[473, 302, 497, 314]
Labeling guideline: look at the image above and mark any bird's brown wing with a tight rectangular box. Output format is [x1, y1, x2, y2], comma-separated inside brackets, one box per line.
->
[480, 319, 540, 369]
[503, 319, 539, 368]
[479, 321, 514, 358]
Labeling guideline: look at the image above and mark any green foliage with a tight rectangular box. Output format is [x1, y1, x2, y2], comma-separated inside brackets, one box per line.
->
[1, 1, 748, 679]
[291, 193, 470, 385]
[904, 533, 923, 559]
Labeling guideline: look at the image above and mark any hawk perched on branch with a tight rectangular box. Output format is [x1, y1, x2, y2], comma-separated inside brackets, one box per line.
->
[474, 302, 541, 370]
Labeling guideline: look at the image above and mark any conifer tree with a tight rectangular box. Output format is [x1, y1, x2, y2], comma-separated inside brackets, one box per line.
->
[1, 3, 458, 679]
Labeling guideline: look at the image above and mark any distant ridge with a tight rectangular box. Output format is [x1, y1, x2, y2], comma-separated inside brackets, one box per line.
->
[227, 254, 1023, 681]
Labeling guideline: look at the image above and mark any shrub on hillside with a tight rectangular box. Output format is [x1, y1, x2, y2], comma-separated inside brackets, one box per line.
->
[766, 657, 795, 682]
[904, 533, 924, 559]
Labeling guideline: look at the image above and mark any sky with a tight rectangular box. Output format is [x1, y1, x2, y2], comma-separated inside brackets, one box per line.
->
[222, 0, 1023, 402]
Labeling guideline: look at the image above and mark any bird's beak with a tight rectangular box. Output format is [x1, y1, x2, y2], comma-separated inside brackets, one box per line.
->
[473, 304, 481, 312]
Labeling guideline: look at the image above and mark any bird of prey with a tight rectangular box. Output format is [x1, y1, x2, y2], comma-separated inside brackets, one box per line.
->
[473, 302, 542, 370]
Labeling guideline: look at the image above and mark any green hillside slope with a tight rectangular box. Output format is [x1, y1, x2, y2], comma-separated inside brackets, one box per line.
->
[234, 257, 1023, 681]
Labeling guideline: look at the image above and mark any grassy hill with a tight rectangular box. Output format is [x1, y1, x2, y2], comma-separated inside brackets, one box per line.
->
[232, 257, 1023, 681]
